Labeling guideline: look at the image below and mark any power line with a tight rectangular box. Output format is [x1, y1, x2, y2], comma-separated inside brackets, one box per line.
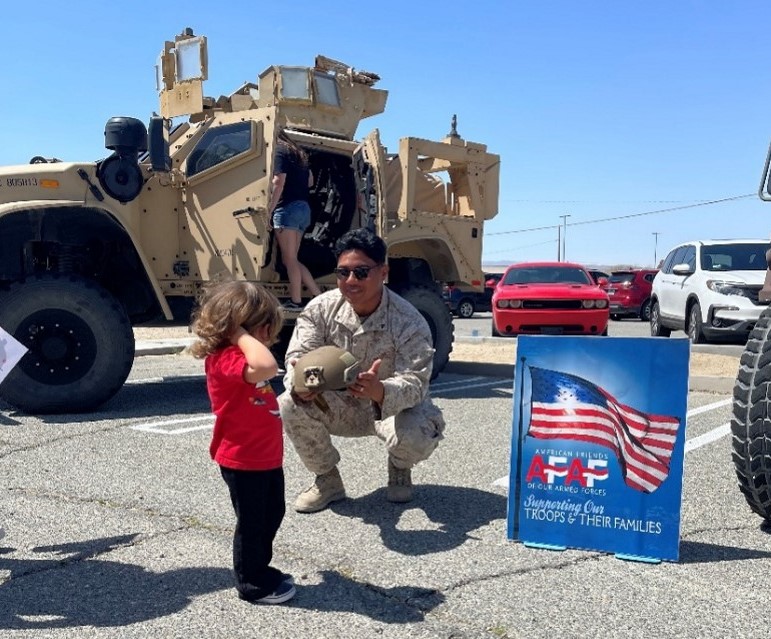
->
[485, 238, 557, 255]
[487, 193, 755, 237]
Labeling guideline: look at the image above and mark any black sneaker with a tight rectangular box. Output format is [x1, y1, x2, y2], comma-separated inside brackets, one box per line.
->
[250, 580, 296, 605]
[282, 301, 304, 311]
[280, 572, 295, 586]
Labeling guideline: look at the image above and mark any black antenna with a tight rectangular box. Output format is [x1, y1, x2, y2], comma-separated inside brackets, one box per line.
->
[447, 114, 460, 139]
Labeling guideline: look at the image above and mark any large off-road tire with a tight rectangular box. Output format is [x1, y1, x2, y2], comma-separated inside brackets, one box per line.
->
[394, 285, 454, 380]
[732, 307, 771, 522]
[0, 275, 134, 414]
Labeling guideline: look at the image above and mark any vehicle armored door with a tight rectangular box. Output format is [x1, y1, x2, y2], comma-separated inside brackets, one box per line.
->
[181, 118, 269, 282]
[352, 129, 387, 238]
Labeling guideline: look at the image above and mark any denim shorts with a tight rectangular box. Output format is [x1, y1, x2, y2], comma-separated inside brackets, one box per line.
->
[273, 200, 311, 233]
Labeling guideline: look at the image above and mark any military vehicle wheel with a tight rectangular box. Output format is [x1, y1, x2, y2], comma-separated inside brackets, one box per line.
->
[0, 276, 134, 414]
[396, 285, 453, 380]
[457, 298, 475, 319]
[732, 306, 771, 522]
[650, 300, 671, 337]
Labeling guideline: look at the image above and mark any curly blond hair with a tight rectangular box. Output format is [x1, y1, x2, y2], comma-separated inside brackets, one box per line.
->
[189, 280, 284, 359]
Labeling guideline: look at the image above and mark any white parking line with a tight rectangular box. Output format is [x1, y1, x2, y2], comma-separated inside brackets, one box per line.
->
[684, 422, 731, 453]
[131, 415, 213, 435]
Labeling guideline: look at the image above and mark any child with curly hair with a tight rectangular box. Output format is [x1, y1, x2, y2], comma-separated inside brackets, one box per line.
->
[190, 280, 295, 605]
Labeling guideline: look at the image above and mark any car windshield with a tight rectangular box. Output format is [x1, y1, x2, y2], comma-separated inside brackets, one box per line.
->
[700, 243, 769, 271]
[609, 273, 635, 284]
[503, 266, 592, 285]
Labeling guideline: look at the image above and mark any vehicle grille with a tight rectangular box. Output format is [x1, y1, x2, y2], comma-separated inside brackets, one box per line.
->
[521, 299, 584, 310]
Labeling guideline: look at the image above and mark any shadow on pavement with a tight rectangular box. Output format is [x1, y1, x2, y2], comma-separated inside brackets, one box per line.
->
[678, 539, 771, 564]
[289, 569, 445, 622]
[0, 534, 231, 630]
[330, 484, 507, 555]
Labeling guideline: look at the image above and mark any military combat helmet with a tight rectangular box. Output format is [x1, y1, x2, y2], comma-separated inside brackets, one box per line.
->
[293, 346, 361, 393]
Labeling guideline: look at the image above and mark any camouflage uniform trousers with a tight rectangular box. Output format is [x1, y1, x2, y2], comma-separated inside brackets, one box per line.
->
[278, 390, 445, 475]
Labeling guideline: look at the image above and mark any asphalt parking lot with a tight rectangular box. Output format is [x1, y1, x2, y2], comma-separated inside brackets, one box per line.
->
[0, 337, 767, 638]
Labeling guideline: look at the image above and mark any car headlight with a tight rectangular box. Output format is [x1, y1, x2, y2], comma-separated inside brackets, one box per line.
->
[582, 300, 595, 308]
[496, 299, 522, 309]
[594, 299, 608, 309]
[706, 280, 748, 297]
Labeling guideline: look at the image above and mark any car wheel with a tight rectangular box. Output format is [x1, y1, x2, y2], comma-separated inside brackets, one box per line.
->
[457, 299, 475, 319]
[639, 299, 652, 322]
[687, 302, 706, 344]
[650, 300, 671, 337]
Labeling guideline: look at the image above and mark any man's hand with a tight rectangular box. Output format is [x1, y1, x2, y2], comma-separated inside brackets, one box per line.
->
[349, 359, 384, 404]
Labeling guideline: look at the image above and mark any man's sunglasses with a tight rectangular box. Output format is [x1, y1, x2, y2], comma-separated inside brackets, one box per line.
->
[334, 265, 380, 281]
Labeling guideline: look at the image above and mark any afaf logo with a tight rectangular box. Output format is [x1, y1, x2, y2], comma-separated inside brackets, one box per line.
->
[526, 454, 609, 491]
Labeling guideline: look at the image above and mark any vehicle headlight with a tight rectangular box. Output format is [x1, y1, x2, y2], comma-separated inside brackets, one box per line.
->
[595, 299, 607, 309]
[706, 280, 747, 296]
[497, 299, 521, 309]
[582, 300, 595, 308]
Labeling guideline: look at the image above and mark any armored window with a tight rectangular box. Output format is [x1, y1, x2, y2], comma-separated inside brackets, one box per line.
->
[186, 121, 252, 177]
[314, 72, 340, 107]
[279, 67, 311, 101]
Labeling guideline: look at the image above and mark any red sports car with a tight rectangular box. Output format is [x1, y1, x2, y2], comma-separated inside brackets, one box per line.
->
[492, 262, 610, 336]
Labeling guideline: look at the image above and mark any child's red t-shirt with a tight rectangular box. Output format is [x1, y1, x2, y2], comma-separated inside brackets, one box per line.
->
[205, 345, 283, 470]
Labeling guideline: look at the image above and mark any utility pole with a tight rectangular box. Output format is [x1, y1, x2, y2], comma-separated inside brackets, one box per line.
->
[652, 232, 660, 267]
[557, 225, 561, 261]
[559, 214, 571, 261]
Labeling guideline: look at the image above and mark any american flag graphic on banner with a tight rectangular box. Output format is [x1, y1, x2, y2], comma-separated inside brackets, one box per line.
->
[528, 366, 680, 493]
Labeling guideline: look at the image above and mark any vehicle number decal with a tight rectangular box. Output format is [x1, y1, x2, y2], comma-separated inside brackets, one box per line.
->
[6, 177, 38, 187]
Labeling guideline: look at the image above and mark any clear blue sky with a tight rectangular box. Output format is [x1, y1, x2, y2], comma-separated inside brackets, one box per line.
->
[2, 2, 770, 269]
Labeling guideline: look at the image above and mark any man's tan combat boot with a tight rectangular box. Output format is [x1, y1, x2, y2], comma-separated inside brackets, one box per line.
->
[294, 467, 346, 513]
[387, 458, 413, 503]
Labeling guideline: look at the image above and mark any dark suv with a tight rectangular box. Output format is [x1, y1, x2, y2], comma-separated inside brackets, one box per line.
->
[443, 273, 501, 318]
[602, 269, 658, 321]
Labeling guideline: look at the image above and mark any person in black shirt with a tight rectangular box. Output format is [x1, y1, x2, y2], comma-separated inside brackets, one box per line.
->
[269, 131, 322, 310]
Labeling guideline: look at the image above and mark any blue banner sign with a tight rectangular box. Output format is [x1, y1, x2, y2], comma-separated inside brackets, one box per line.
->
[507, 336, 689, 562]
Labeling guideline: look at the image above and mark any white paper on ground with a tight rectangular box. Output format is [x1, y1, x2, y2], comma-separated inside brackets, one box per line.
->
[0, 326, 28, 385]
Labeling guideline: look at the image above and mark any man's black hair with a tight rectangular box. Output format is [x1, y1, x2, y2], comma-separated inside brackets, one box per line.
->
[334, 228, 387, 264]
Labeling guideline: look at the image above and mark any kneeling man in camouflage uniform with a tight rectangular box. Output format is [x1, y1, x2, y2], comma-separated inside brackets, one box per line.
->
[278, 228, 445, 513]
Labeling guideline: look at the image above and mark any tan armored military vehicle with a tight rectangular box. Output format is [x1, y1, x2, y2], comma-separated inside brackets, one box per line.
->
[732, 148, 771, 522]
[0, 28, 499, 413]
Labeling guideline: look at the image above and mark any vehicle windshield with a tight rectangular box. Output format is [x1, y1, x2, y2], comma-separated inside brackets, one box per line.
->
[700, 243, 769, 271]
[609, 273, 635, 284]
[503, 266, 592, 285]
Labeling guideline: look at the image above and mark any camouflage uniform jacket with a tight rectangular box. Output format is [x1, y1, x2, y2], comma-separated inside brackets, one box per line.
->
[283, 287, 435, 420]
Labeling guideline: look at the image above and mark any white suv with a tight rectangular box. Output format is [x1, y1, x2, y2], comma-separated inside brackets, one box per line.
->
[650, 239, 770, 343]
